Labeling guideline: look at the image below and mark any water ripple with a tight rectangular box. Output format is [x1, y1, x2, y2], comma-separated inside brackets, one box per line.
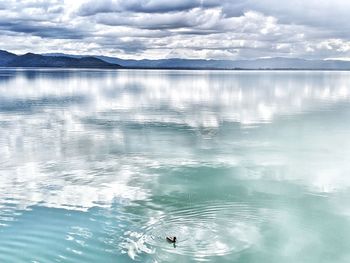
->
[122, 201, 268, 261]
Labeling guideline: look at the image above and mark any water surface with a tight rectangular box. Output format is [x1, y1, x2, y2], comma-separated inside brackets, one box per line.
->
[1, 69, 350, 262]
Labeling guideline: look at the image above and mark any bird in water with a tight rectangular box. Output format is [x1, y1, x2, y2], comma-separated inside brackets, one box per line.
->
[166, 236, 176, 243]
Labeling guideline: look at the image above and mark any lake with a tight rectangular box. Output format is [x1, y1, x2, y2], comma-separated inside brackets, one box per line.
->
[0, 69, 350, 262]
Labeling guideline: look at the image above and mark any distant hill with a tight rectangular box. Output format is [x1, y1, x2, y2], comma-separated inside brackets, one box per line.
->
[96, 56, 350, 70]
[0, 50, 18, 65]
[2, 50, 350, 69]
[43, 53, 350, 70]
[0, 50, 122, 68]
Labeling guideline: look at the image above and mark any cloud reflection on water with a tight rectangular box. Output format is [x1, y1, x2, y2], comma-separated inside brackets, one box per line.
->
[1, 69, 350, 261]
[1, 69, 350, 212]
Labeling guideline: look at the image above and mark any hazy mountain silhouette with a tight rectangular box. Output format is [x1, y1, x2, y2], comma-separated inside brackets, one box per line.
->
[1, 50, 350, 69]
[43, 52, 350, 70]
[0, 50, 18, 65]
[0, 50, 122, 68]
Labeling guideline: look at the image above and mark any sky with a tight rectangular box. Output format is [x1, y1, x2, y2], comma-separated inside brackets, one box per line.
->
[0, 0, 350, 60]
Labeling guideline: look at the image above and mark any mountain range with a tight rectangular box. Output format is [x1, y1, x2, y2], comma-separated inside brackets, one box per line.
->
[0, 50, 122, 68]
[1, 49, 350, 70]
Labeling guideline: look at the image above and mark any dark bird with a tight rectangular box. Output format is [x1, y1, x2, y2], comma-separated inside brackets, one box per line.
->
[166, 236, 176, 243]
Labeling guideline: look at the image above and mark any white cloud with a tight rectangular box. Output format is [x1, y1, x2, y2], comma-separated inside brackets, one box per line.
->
[0, 0, 349, 59]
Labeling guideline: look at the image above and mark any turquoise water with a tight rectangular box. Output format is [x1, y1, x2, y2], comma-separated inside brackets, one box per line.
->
[1, 69, 350, 262]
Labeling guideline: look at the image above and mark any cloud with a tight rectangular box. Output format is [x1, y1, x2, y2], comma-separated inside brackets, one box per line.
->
[220, 0, 350, 34]
[78, 0, 219, 16]
[0, 0, 349, 59]
[0, 21, 87, 39]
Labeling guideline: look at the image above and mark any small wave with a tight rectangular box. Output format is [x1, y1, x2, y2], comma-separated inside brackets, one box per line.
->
[122, 201, 267, 261]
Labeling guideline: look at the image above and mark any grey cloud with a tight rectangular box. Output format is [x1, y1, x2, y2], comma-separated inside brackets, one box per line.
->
[94, 12, 198, 30]
[0, 0, 65, 13]
[47, 5, 64, 14]
[78, 0, 219, 16]
[0, 1, 87, 40]
[92, 37, 147, 53]
[173, 29, 221, 35]
[0, 21, 87, 39]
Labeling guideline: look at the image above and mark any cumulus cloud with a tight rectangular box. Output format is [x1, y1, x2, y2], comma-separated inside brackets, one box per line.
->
[0, 0, 349, 59]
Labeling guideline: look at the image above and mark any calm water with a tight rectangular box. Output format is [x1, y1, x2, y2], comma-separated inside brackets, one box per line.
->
[0, 69, 350, 262]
